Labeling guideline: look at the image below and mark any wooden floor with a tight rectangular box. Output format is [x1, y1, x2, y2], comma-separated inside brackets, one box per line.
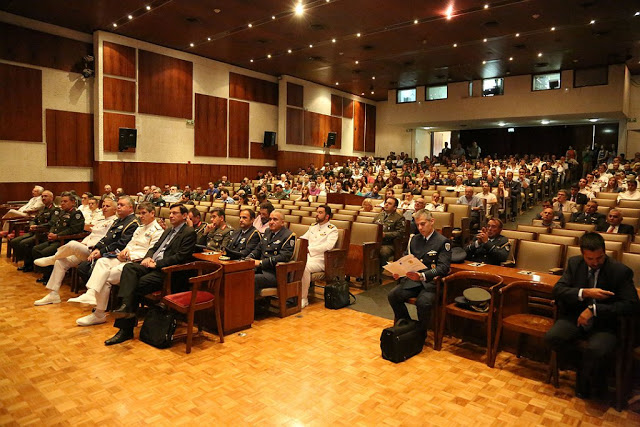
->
[1, 246, 639, 426]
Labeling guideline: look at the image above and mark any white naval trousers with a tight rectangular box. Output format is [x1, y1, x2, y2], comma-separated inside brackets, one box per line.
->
[84, 257, 128, 310]
[301, 255, 325, 300]
[45, 241, 90, 292]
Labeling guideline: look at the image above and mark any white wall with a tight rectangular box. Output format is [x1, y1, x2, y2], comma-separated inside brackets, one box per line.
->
[624, 74, 640, 155]
[414, 129, 431, 160]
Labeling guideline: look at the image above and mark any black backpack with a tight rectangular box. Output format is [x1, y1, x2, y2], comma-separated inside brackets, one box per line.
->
[324, 280, 356, 309]
[140, 307, 177, 349]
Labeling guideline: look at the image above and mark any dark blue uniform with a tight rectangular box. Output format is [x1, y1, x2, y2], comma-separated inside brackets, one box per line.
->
[248, 227, 296, 297]
[225, 226, 261, 259]
[388, 231, 451, 330]
[464, 234, 510, 265]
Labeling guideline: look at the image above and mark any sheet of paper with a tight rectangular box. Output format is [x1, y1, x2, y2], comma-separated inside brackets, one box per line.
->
[468, 262, 485, 267]
[518, 270, 534, 275]
[383, 254, 427, 277]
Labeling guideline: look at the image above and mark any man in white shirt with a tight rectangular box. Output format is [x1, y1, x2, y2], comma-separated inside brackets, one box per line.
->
[83, 197, 104, 226]
[77, 192, 93, 218]
[2, 185, 44, 230]
[476, 183, 497, 217]
[33, 199, 118, 306]
[617, 180, 640, 202]
[68, 202, 164, 326]
[253, 202, 273, 233]
[299, 205, 339, 308]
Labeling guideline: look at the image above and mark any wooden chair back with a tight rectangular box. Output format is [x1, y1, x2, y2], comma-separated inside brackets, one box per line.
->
[621, 253, 640, 288]
[515, 240, 563, 272]
[537, 234, 578, 246]
[551, 228, 585, 238]
[564, 222, 596, 232]
[501, 230, 536, 241]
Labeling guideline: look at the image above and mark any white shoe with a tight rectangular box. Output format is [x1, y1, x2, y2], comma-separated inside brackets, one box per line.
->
[34, 292, 61, 306]
[76, 311, 107, 326]
[34, 256, 57, 267]
[68, 291, 97, 306]
[301, 298, 309, 309]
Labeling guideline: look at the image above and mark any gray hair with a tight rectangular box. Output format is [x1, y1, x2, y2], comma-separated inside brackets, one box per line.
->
[413, 209, 433, 221]
[34, 186, 44, 194]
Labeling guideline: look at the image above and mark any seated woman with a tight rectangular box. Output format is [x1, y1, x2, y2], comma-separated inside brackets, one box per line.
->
[354, 179, 367, 196]
[603, 176, 622, 193]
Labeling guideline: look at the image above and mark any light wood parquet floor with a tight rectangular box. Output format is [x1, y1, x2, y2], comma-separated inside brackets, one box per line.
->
[1, 245, 639, 426]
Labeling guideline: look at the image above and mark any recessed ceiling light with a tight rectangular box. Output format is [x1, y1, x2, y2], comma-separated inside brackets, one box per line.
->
[483, 38, 487, 42]
[453, 43, 457, 47]
[509, 57, 513, 61]
[248, 23, 252, 28]
[112, 23, 117, 27]
[214, 8, 221, 13]
[538, 52, 543, 57]
[355, 60, 359, 64]
[332, 38, 336, 43]
[309, 44, 313, 48]
[250, 59, 254, 62]
[484, 4, 489, 9]
[287, 49, 292, 53]
[446, 5, 453, 20]
[414, 19, 419, 24]
[267, 54, 271, 58]
[498, 122, 506, 126]
[589, 118, 599, 122]
[551, 27, 555, 31]
[295, 3, 304, 15]
[635, 11, 639, 16]
[515, 33, 520, 37]
[207, 37, 211, 41]
[335, 82, 339, 85]
[372, 76, 375, 80]
[589, 19, 595, 24]
[356, 33, 361, 37]
[146, 5, 151, 10]
[361, 92, 364, 95]
[370, 91, 374, 94]
[272, 15, 276, 20]
[128, 15, 133, 20]
[482, 60, 487, 64]
[541, 120, 550, 125]
[189, 43, 194, 47]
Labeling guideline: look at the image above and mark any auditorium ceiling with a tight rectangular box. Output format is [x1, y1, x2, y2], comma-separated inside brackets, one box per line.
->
[1, 0, 639, 101]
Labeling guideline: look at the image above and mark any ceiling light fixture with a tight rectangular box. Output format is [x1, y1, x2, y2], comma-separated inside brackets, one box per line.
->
[250, 59, 254, 62]
[372, 76, 375, 80]
[541, 120, 550, 125]
[272, 15, 276, 19]
[287, 49, 292, 53]
[207, 37, 211, 41]
[112, 23, 117, 27]
[589, 19, 595, 24]
[453, 43, 457, 47]
[309, 44, 313, 48]
[538, 52, 542, 57]
[589, 118, 599, 122]
[498, 122, 506, 126]
[355, 60, 359, 64]
[146, 5, 151, 10]
[509, 56, 513, 61]
[482, 60, 487, 64]
[335, 82, 339, 85]
[551, 27, 555, 31]
[483, 38, 487, 42]
[515, 33, 520, 37]
[484, 4, 489, 9]
[361, 92, 364, 95]
[356, 33, 361, 37]
[128, 15, 133, 20]
[635, 11, 639, 16]
[267, 54, 271, 58]
[445, 5, 453, 20]
[371, 91, 374, 94]
[248, 23, 252, 28]
[414, 19, 419, 24]
[332, 38, 336, 43]
[295, 3, 304, 16]
[189, 43, 194, 47]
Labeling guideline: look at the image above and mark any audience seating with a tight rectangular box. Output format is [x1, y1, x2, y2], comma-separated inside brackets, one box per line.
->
[551, 228, 585, 238]
[345, 222, 382, 289]
[501, 230, 535, 241]
[593, 198, 617, 208]
[537, 234, 577, 246]
[619, 200, 640, 209]
[512, 240, 564, 274]
[564, 223, 596, 232]
[516, 225, 549, 234]
[446, 204, 471, 243]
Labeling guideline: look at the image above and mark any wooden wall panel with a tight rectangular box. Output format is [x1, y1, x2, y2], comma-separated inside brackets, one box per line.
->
[304, 111, 342, 148]
[286, 107, 303, 146]
[194, 94, 227, 157]
[46, 109, 93, 167]
[93, 161, 275, 195]
[229, 100, 249, 158]
[0, 63, 42, 142]
[250, 142, 277, 160]
[331, 94, 343, 117]
[330, 116, 343, 149]
[229, 72, 278, 106]
[353, 101, 365, 152]
[287, 82, 303, 107]
[343, 98, 354, 119]
[0, 22, 92, 73]
[103, 41, 136, 78]
[276, 151, 358, 174]
[103, 112, 136, 153]
[138, 50, 193, 119]
[365, 103, 376, 153]
[103, 77, 136, 112]
[0, 182, 91, 205]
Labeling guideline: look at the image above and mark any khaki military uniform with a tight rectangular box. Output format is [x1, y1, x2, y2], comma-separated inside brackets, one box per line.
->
[206, 225, 234, 251]
[374, 210, 406, 265]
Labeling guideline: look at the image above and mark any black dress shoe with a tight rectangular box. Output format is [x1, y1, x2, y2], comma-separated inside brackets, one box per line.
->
[19, 266, 34, 272]
[36, 277, 48, 283]
[104, 329, 134, 346]
[111, 303, 135, 319]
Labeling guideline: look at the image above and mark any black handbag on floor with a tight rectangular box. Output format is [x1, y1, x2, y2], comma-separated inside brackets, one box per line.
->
[324, 280, 356, 309]
[380, 319, 426, 363]
[140, 307, 177, 349]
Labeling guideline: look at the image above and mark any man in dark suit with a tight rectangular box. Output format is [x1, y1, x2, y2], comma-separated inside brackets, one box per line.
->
[224, 209, 261, 259]
[570, 200, 607, 231]
[545, 233, 639, 398]
[602, 209, 635, 234]
[569, 185, 588, 205]
[463, 171, 480, 187]
[504, 171, 521, 221]
[106, 204, 196, 345]
[388, 209, 452, 332]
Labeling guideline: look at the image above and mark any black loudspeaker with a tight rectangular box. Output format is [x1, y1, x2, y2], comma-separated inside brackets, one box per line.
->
[263, 131, 276, 147]
[118, 128, 137, 152]
[326, 132, 337, 147]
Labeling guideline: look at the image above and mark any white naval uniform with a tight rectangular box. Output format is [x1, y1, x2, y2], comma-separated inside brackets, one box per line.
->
[299, 221, 339, 300]
[82, 207, 104, 225]
[83, 220, 164, 310]
[44, 216, 117, 292]
[2, 196, 44, 230]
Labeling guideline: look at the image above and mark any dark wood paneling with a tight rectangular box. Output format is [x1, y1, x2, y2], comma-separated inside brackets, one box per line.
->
[286, 107, 304, 146]
[103, 77, 136, 112]
[45, 109, 93, 167]
[331, 94, 343, 117]
[103, 112, 135, 153]
[103, 41, 136, 78]
[0, 182, 91, 205]
[229, 72, 278, 106]
[353, 101, 365, 152]
[330, 116, 343, 149]
[195, 94, 227, 157]
[0, 63, 42, 142]
[93, 161, 275, 195]
[250, 142, 277, 160]
[0, 22, 92, 73]
[276, 151, 357, 174]
[303, 111, 342, 148]
[138, 50, 193, 119]
[365, 103, 376, 153]
[343, 98, 354, 119]
[287, 82, 303, 107]
[229, 100, 249, 158]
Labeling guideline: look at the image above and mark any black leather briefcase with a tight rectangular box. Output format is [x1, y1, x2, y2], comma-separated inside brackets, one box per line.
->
[380, 319, 426, 363]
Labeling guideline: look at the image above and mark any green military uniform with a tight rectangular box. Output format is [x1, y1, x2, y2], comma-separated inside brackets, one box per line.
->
[206, 225, 234, 251]
[31, 208, 85, 274]
[464, 234, 510, 265]
[273, 191, 288, 200]
[151, 197, 166, 207]
[193, 193, 208, 202]
[11, 204, 59, 269]
[193, 222, 208, 247]
[374, 210, 406, 265]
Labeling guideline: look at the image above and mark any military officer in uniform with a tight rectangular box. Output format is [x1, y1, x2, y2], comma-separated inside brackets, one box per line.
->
[388, 209, 452, 332]
[299, 205, 339, 308]
[205, 208, 233, 251]
[224, 209, 261, 259]
[247, 211, 296, 298]
[464, 218, 510, 265]
[31, 192, 85, 282]
[12, 190, 56, 272]
[150, 189, 167, 207]
[186, 207, 208, 246]
[570, 200, 607, 231]
[374, 197, 406, 266]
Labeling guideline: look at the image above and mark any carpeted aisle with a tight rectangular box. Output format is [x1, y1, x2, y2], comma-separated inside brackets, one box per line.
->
[347, 282, 417, 321]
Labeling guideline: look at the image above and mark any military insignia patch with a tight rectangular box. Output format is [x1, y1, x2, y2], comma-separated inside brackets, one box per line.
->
[274, 240, 281, 244]
[445, 242, 451, 251]
[427, 250, 438, 256]
[75, 213, 82, 219]
[290, 239, 295, 246]
[118, 225, 124, 229]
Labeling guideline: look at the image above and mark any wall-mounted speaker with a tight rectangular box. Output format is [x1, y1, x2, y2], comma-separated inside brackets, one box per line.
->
[326, 132, 337, 147]
[263, 131, 276, 147]
[118, 128, 137, 152]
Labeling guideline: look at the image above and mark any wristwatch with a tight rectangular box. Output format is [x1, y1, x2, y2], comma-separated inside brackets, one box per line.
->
[587, 304, 594, 313]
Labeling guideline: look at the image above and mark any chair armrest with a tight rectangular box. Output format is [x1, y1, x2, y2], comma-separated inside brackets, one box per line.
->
[500, 261, 516, 268]
[161, 262, 202, 274]
[275, 260, 306, 284]
[549, 267, 564, 275]
[324, 248, 347, 282]
[440, 226, 453, 239]
[57, 232, 89, 242]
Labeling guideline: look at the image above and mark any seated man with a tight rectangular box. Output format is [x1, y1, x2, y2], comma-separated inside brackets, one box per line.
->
[150, 188, 167, 207]
[82, 195, 104, 226]
[33, 198, 118, 306]
[253, 202, 274, 234]
[224, 209, 261, 259]
[31, 192, 85, 283]
[425, 192, 445, 212]
[571, 200, 607, 231]
[545, 233, 639, 398]
[568, 184, 588, 205]
[387, 209, 452, 332]
[2, 185, 44, 230]
[553, 189, 578, 214]
[11, 190, 56, 272]
[457, 186, 484, 230]
[219, 189, 235, 204]
[272, 184, 288, 200]
[476, 183, 497, 218]
[106, 204, 196, 345]
[363, 185, 382, 199]
[374, 197, 406, 266]
[185, 207, 208, 245]
[408, 198, 427, 233]
[68, 202, 163, 326]
[539, 207, 562, 229]
[299, 205, 339, 309]
[205, 208, 233, 251]
[101, 185, 115, 201]
[464, 218, 510, 265]
[617, 179, 640, 202]
[535, 200, 566, 227]
[247, 211, 295, 299]
[603, 208, 634, 234]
